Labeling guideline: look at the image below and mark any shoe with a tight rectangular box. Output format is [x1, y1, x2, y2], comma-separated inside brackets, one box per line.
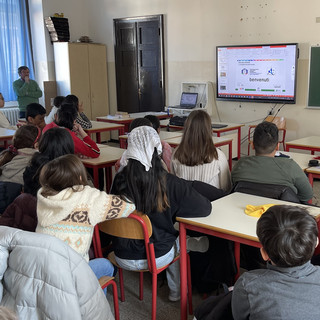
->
[168, 293, 180, 302]
[186, 236, 209, 253]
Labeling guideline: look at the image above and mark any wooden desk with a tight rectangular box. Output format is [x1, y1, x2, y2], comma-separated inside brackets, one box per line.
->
[84, 121, 125, 143]
[177, 192, 320, 320]
[161, 120, 244, 159]
[81, 146, 124, 191]
[118, 130, 183, 149]
[97, 112, 172, 133]
[164, 135, 233, 170]
[286, 136, 320, 154]
[277, 151, 313, 170]
[0, 128, 16, 148]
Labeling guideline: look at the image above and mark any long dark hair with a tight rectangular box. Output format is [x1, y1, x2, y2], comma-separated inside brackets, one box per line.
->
[174, 110, 217, 166]
[112, 150, 169, 213]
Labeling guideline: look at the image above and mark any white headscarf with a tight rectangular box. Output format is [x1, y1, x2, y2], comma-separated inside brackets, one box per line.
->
[119, 126, 162, 171]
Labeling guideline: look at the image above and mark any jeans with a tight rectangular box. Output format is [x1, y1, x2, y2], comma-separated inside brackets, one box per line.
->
[89, 258, 114, 295]
[115, 237, 180, 297]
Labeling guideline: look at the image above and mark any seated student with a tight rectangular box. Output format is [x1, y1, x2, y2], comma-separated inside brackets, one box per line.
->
[144, 114, 172, 171]
[232, 121, 313, 203]
[44, 95, 64, 124]
[0, 125, 40, 185]
[171, 109, 231, 192]
[26, 103, 46, 130]
[36, 154, 135, 289]
[64, 94, 92, 129]
[111, 126, 225, 301]
[23, 127, 74, 196]
[232, 205, 320, 320]
[43, 103, 100, 158]
[0, 93, 17, 130]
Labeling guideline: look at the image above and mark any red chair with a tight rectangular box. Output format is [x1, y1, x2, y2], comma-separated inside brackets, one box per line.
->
[99, 276, 120, 320]
[93, 211, 193, 320]
[248, 116, 286, 155]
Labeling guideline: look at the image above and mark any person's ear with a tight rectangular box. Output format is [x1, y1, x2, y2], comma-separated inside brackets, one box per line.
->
[260, 247, 270, 261]
[27, 116, 33, 124]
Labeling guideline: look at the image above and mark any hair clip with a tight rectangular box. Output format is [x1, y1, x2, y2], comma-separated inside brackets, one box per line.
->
[8, 145, 18, 155]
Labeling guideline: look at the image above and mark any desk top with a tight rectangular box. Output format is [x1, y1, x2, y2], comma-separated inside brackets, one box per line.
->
[85, 121, 124, 132]
[286, 136, 320, 148]
[81, 146, 124, 166]
[279, 151, 313, 170]
[163, 135, 232, 147]
[0, 128, 16, 138]
[176, 193, 320, 242]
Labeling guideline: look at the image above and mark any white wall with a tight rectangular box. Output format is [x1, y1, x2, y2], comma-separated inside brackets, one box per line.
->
[34, 0, 320, 154]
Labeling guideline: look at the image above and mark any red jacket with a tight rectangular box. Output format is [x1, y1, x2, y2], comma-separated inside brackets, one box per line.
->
[43, 122, 100, 158]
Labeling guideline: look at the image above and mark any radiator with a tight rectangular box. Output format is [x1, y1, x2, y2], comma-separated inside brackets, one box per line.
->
[1, 107, 20, 125]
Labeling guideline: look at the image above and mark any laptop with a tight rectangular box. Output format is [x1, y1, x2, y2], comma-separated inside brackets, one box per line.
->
[171, 92, 198, 109]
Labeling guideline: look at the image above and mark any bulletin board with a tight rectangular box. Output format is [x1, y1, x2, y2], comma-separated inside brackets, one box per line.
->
[308, 46, 320, 107]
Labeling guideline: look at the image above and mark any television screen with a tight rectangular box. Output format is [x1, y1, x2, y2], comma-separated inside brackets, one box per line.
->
[216, 43, 298, 104]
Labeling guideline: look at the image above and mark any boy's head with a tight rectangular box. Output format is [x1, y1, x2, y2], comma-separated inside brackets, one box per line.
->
[257, 205, 318, 268]
[253, 121, 279, 155]
[26, 103, 46, 129]
[53, 96, 65, 108]
[144, 115, 160, 133]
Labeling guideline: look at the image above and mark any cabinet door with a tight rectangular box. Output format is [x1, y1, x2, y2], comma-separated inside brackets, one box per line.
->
[68, 43, 91, 118]
[88, 44, 109, 119]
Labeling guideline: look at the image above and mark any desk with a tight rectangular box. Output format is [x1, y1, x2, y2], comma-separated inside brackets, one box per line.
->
[118, 130, 183, 149]
[161, 120, 244, 159]
[177, 192, 320, 320]
[81, 146, 124, 191]
[0, 128, 16, 148]
[164, 135, 233, 170]
[286, 136, 320, 154]
[97, 112, 172, 133]
[84, 121, 125, 143]
[278, 151, 313, 171]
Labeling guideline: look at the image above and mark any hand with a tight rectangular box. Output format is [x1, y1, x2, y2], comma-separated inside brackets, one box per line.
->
[24, 76, 30, 83]
[73, 122, 87, 139]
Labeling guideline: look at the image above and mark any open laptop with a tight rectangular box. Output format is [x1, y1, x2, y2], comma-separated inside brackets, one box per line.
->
[171, 92, 198, 109]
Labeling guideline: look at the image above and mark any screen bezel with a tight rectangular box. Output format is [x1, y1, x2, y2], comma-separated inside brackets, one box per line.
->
[216, 43, 298, 104]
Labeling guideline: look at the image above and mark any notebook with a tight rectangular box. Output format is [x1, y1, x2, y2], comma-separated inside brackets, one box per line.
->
[171, 92, 198, 109]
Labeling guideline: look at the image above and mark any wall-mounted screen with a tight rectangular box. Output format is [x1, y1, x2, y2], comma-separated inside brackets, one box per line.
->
[216, 43, 298, 104]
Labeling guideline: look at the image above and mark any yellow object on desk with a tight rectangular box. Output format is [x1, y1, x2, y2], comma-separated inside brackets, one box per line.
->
[245, 204, 275, 218]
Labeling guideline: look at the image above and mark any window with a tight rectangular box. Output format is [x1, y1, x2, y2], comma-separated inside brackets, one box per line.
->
[0, 0, 34, 102]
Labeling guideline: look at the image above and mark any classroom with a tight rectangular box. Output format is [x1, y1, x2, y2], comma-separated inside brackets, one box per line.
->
[2, 1, 320, 320]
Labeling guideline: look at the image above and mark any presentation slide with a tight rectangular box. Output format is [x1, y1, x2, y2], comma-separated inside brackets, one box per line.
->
[217, 45, 297, 101]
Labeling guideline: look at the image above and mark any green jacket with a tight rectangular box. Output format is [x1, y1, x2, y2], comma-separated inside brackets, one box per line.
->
[13, 78, 42, 111]
[231, 155, 313, 202]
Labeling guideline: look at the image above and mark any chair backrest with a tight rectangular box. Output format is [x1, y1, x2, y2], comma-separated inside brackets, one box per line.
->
[265, 116, 286, 130]
[232, 181, 300, 203]
[98, 211, 152, 240]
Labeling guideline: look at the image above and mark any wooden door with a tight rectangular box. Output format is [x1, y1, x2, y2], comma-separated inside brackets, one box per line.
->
[114, 15, 165, 113]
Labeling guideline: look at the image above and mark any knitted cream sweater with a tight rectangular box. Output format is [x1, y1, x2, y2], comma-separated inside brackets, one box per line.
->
[36, 185, 135, 261]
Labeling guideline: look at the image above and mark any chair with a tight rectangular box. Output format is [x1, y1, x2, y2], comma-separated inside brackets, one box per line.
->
[99, 276, 120, 320]
[93, 211, 193, 320]
[248, 116, 286, 155]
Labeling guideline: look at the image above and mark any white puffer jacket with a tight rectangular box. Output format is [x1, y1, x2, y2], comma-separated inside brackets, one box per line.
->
[0, 226, 114, 320]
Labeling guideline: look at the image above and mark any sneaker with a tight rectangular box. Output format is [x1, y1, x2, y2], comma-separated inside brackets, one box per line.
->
[186, 236, 209, 253]
[168, 293, 180, 302]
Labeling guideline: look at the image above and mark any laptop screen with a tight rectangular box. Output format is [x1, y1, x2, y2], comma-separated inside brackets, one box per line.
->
[180, 92, 198, 107]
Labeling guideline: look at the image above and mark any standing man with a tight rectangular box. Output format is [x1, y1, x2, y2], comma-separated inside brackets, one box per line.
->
[13, 66, 42, 118]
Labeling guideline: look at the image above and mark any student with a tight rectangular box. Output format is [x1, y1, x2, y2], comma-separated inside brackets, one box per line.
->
[26, 103, 46, 130]
[64, 94, 92, 129]
[232, 205, 320, 320]
[111, 126, 225, 301]
[171, 109, 231, 192]
[43, 103, 100, 158]
[144, 114, 172, 171]
[36, 154, 136, 288]
[0, 125, 40, 185]
[0, 93, 17, 130]
[12, 66, 42, 118]
[231, 121, 313, 203]
[44, 95, 64, 124]
[23, 127, 74, 196]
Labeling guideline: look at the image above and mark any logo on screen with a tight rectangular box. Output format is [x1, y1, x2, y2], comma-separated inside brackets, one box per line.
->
[241, 68, 248, 75]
